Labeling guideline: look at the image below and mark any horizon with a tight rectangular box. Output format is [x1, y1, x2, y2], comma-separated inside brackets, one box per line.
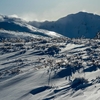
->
[0, 0, 100, 21]
[0, 11, 100, 22]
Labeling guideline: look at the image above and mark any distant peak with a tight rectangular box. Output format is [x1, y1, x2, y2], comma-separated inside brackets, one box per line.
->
[76, 11, 99, 16]
[78, 11, 87, 13]
[76, 11, 90, 15]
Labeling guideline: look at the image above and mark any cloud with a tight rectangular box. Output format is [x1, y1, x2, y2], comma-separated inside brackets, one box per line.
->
[8, 14, 19, 18]
[10, 10, 100, 22]
[17, 1, 72, 22]
[11, 1, 100, 22]
[17, 1, 86, 21]
[18, 12, 59, 22]
[8, 12, 51, 22]
[18, 12, 40, 21]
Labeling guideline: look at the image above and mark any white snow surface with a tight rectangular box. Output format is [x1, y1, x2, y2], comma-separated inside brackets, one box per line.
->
[0, 29, 39, 38]
[0, 37, 100, 100]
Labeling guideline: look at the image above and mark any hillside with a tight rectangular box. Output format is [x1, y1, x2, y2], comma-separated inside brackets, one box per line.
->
[0, 36, 100, 100]
[29, 12, 100, 38]
[0, 15, 62, 38]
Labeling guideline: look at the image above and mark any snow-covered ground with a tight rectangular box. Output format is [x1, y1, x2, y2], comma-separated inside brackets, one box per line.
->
[0, 36, 100, 100]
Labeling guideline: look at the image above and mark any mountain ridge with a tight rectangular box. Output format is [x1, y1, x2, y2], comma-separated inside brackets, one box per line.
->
[0, 14, 62, 38]
[28, 12, 100, 38]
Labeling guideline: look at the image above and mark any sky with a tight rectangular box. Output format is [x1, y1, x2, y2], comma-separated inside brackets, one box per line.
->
[0, 0, 100, 21]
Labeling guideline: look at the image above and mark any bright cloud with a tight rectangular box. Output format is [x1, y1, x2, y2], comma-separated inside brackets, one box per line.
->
[18, 13, 39, 21]
[8, 14, 19, 18]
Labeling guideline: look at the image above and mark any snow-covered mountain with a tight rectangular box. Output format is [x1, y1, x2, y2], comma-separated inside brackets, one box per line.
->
[1, 13, 100, 100]
[0, 15, 62, 38]
[29, 12, 100, 38]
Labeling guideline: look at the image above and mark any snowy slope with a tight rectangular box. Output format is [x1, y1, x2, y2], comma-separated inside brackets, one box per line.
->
[0, 29, 43, 40]
[0, 37, 100, 100]
[29, 12, 100, 38]
[0, 15, 62, 38]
